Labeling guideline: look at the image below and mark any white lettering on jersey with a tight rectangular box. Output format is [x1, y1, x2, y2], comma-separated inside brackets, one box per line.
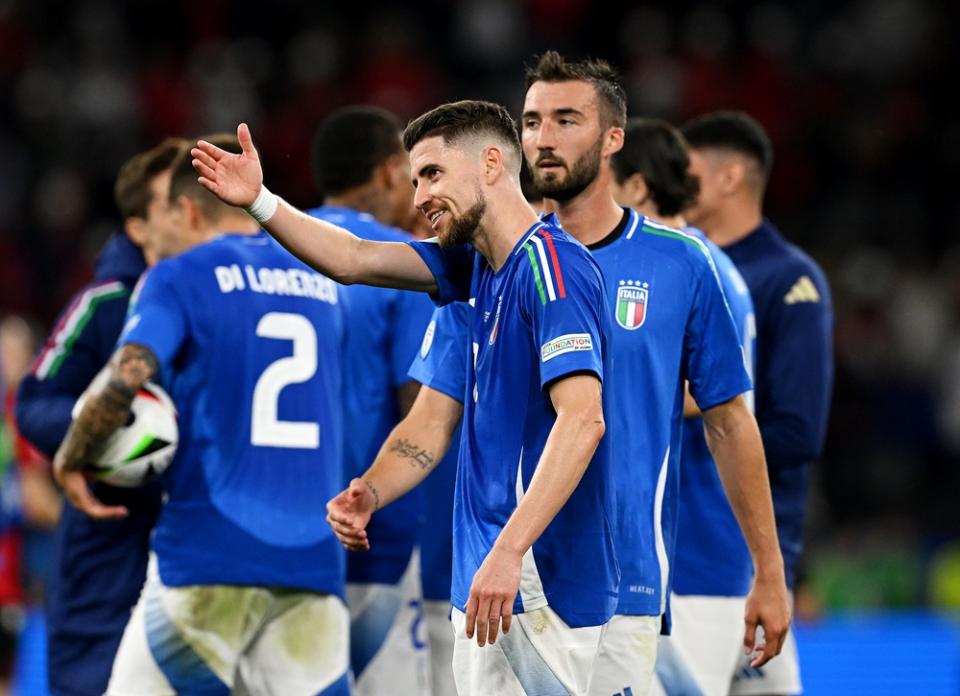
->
[213, 265, 338, 304]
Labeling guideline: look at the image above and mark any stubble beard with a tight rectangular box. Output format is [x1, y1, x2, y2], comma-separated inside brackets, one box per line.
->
[438, 190, 487, 249]
[529, 137, 603, 202]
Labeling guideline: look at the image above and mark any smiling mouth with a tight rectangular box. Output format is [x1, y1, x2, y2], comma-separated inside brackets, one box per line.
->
[428, 210, 447, 228]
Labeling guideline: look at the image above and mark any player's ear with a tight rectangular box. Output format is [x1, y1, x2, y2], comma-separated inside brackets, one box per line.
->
[603, 126, 625, 158]
[720, 158, 746, 195]
[178, 194, 202, 230]
[125, 217, 148, 248]
[482, 146, 505, 184]
[625, 173, 649, 208]
[381, 153, 408, 192]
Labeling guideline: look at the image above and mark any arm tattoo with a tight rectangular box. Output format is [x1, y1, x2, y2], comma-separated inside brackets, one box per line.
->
[57, 344, 158, 472]
[363, 478, 381, 511]
[388, 437, 436, 471]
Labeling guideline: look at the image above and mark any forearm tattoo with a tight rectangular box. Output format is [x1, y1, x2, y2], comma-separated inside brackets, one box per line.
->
[58, 344, 158, 472]
[388, 438, 436, 471]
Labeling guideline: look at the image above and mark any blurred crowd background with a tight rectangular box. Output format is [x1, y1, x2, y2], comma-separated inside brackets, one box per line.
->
[0, 0, 958, 690]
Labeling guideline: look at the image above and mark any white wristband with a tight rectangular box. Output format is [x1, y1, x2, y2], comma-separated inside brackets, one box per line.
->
[246, 185, 279, 225]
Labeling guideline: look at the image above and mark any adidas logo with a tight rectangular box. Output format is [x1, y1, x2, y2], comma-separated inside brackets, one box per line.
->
[784, 275, 820, 304]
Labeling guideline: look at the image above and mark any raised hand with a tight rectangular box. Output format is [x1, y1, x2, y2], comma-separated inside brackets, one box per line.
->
[326, 478, 378, 551]
[191, 123, 263, 208]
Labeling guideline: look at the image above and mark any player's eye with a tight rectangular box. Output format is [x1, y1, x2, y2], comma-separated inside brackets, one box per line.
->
[523, 119, 539, 129]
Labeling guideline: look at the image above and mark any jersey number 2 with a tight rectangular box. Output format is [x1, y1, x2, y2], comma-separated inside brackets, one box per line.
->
[251, 312, 319, 448]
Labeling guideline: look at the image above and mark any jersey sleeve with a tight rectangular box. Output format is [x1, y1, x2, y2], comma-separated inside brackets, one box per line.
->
[757, 265, 834, 468]
[521, 234, 605, 389]
[408, 302, 470, 403]
[117, 263, 189, 375]
[406, 239, 474, 305]
[15, 281, 132, 458]
[389, 288, 435, 388]
[684, 257, 753, 411]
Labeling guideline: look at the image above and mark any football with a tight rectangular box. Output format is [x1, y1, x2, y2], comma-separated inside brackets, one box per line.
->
[72, 371, 178, 487]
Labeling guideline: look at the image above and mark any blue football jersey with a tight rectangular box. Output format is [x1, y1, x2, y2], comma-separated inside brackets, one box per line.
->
[407, 302, 471, 602]
[120, 231, 346, 596]
[409, 221, 619, 628]
[672, 227, 757, 597]
[545, 209, 751, 617]
[308, 206, 433, 585]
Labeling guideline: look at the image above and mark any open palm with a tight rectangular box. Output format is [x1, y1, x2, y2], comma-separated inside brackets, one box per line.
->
[191, 123, 263, 208]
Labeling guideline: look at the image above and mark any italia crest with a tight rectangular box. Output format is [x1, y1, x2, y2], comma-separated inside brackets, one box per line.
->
[616, 280, 649, 330]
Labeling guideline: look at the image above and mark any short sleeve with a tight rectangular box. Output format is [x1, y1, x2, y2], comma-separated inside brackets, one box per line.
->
[118, 263, 188, 373]
[684, 260, 752, 410]
[408, 302, 470, 404]
[389, 289, 435, 387]
[407, 239, 475, 305]
[521, 233, 605, 389]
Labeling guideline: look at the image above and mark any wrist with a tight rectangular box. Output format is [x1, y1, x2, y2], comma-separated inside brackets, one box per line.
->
[246, 184, 279, 225]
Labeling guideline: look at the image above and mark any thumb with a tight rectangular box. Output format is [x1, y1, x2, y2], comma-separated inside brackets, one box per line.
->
[237, 123, 256, 156]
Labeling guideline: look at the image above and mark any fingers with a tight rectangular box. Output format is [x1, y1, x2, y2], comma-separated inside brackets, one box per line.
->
[194, 139, 225, 160]
[501, 602, 513, 635]
[751, 625, 787, 668]
[238, 123, 255, 155]
[62, 471, 128, 520]
[486, 599, 503, 645]
[464, 594, 478, 641]
[191, 153, 217, 180]
[743, 613, 758, 658]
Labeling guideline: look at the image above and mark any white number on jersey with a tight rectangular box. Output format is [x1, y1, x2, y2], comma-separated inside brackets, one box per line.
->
[251, 312, 319, 448]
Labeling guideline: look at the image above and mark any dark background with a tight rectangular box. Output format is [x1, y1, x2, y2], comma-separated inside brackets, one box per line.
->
[2, 0, 960, 614]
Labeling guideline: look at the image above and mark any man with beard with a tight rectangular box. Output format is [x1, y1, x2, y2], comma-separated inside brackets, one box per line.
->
[193, 102, 619, 695]
[520, 52, 789, 695]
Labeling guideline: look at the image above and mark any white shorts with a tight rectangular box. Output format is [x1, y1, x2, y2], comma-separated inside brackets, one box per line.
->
[451, 605, 605, 696]
[106, 556, 349, 696]
[652, 594, 746, 696]
[348, 549, 431, 695]
[729, 622, 801, 695]
[423, 600, 457, 696]
[587, 614, 661, 696]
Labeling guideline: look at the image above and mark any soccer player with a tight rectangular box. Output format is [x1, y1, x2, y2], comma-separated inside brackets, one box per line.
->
[193, 101, 619, 695]
[408, 304, 467, 696]
[681, 111, 834, 696]
[54, 136, 350, 694]
[15, 138, 185, 696]
[520, 52, 788, 695]
[610, 117, 758, 696]
[308, 106, 434, 695]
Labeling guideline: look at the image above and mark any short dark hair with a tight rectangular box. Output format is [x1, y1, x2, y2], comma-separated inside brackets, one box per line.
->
[611, 118, 699, 217]
[311, 106, 404, 197]
[402, 100, 521, 162]
[170, 133, 242, 220]
[681, 110, 773, 185]
[525, 51, 627, 128]
[114, 138, 186, 219]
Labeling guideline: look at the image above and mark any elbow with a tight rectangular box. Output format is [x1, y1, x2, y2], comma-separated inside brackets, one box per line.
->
[583, 406, 606, 446]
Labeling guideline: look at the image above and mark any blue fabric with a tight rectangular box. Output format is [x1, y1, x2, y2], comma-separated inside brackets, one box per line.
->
[410, 222, 619, 628]
[408, 302, 470, 601]
[120, 232, 346, 596]
[672, 228, 756, 598]
[547, 210, 750, 618]
[720, 220, 834, 588]
[307, 206, 433, 585]
[14, 231, 161, 696]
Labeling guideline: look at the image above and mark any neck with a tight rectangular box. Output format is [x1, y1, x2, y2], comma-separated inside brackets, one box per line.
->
[203, 212, 262, 240]
[472, 189, 540, 272]
[546, 173, 622, 246]
[699, 197, 763, 247]
[325, 186, 391, 225]
[636, 199, 685, 229]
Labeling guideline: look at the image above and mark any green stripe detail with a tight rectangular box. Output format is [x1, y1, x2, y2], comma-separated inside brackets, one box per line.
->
[125, 434, 157, 462]
[640, 224, 711, 260]
[46, 288, 129, 379]
[524, 243, 547, 305]
[617, 298, 628, 326]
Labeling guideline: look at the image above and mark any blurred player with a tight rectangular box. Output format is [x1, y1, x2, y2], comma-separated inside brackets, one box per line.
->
[308, 106, 434, 695]
[408, 304, 466, 696]
[192, 102, 619, 695]
[520, 52, 788, 695]
[55, 136, 350, 695]
[15, 138, 185, 696]
[610, 118, 758, 696]
[682, 111, 834, 696]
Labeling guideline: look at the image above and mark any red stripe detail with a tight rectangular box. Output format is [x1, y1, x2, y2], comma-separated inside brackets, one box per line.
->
[137, 389, 160, 402]
[536, 230, 566, 298]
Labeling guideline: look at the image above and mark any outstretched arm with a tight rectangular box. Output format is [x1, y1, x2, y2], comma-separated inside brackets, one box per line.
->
[191, 123, 437, 292]
[702, 394, 791, 668]
[326, 385, 463, 551]
[53, 343, 158, 519]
